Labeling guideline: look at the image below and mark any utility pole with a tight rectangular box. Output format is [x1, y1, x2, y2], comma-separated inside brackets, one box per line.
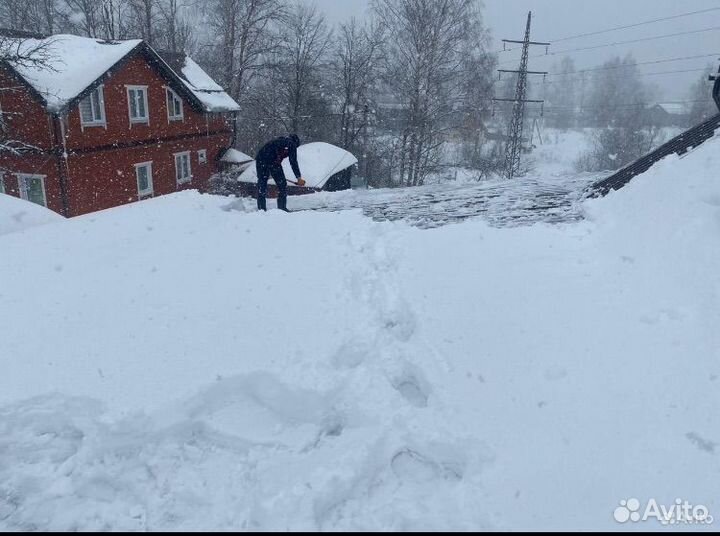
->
[494, 12, 550, 179]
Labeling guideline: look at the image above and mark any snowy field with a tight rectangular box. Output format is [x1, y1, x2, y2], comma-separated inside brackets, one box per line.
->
[1, 134, 719, 530]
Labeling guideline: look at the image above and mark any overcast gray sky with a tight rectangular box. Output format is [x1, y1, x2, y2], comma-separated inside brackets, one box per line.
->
[311, 0, 720, 100]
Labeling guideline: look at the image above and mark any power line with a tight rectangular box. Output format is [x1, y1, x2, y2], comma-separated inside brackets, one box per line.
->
[549, 7, 720, 44]
[544, 53, 720, 77]
[499, 26, 720, 65]
[486, 97, 715, 111]
[543, 67, 710, 85]
[542, 99, 716, 112]
[498, 7, 720, 54]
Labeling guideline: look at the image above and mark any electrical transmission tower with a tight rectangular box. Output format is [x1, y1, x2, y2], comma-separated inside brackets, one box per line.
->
[494, 12, 550, 179]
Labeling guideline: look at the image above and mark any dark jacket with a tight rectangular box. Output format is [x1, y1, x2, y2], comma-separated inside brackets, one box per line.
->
[256, 136, 301, 179]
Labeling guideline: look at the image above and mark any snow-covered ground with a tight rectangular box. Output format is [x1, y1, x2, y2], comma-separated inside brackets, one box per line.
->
[1, 133, 718, 530]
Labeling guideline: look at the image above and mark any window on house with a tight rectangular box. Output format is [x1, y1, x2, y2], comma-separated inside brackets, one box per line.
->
[166, 88, 183, 121]
[198, 149, 207, 164]
[127, 86, 149, 124]
[175, 152, 192, 185]
[80, 86, 106, 126]
[135, 162, 154, 198]
[17, 174, 47, 207]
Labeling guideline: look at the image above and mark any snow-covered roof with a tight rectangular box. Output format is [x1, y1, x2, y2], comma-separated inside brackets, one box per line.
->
[3, 34, 142, 112]
[221, 148, 254, 164]
[237, 142, 358, 189]
[156, 52, 240, 113]
[2, 33, 239, 113]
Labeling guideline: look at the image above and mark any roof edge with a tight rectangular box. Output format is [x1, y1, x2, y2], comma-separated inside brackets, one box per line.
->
[3, 34, 237, 116]
[52, 40, 146, 115]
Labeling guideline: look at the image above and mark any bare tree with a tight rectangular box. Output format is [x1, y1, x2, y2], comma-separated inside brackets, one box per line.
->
[245, 1, 331, 141]
[0, 35, 55, 155]
[0, 0, 70, 35]
[156, 0, 195, 53]
[583, 55, 652, 128]
[577, 56, 660, 172]
[546, 57, 578, 129]
[64, 0, 131, 39]
[127, 0, 157, 45]
[204, 0, 285, 104]
[373, 0, 492, 186]
[282, 2, 330, 133]
[331, 18, 385, 152]
[64, 0, 101, 37]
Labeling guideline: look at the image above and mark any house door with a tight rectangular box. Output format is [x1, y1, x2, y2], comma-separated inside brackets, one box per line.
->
[17, 174, 47, 207]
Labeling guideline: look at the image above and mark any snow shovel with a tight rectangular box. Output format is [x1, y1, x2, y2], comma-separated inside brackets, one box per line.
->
[289, 177, 307, 187]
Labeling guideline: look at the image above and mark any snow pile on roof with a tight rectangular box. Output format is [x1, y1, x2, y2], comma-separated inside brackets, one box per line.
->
[0, 194, 63, 235]
[178, 56, 240, 113]
[220, 148, 253, 164]
[238, 142, 357, 188]
[4, 34, 142, 111]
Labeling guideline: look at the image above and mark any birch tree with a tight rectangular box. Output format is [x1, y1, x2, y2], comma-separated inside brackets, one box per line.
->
[373, 0, 493, 186]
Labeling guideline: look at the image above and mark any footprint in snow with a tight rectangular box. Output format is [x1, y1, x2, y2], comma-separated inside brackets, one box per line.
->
[392, 368, 431, 408]
[391, 448, 464, 483]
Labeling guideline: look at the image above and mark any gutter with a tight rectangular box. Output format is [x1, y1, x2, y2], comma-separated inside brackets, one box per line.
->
[51, 113, 70, 217]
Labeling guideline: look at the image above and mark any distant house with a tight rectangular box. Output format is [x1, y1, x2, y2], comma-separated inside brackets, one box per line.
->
[0, 32, 239, 217]
[646, 103, 690, 128]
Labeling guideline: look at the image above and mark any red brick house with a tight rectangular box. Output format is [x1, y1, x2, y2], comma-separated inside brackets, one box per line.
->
[0, 33, 239, 217]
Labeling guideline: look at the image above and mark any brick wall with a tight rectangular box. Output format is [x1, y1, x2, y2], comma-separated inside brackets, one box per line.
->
[0, 49, 234, 217]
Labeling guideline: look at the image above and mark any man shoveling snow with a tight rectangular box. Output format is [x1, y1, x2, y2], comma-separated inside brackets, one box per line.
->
[255, 134, 306, 212]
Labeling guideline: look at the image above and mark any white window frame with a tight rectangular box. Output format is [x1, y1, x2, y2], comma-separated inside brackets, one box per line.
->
[166, 87, 184, 122]
[174, 151, 192, 185]
[135, 161, 154, 199]
[198, 149, 207, 164]
[126, 85, 150, 126]
[17, 173, 47, 207]
[79, 85, 107, 129]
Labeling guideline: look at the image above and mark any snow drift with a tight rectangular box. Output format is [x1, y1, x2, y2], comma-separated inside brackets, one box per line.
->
[0, 137, 718, 530]
[0, 194, 63, 236]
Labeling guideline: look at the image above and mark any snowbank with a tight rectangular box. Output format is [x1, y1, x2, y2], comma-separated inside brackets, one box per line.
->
[0, 137, 718, 530]
[238, 142, 357, 189]
[0, 194, 62, 235]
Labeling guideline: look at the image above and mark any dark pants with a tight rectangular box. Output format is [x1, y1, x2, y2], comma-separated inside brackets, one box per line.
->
[256, 161, 287, 211]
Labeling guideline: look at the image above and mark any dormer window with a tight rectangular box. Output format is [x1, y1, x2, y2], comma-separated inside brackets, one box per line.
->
[166, 88, 184, 121]
[79, 86, 106, 127]
[127, 86, 149, 125]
